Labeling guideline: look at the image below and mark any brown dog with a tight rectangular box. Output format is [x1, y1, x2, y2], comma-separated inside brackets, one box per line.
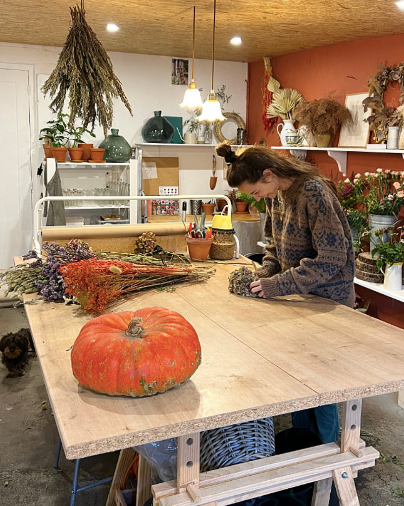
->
[0, 328, 34, 377]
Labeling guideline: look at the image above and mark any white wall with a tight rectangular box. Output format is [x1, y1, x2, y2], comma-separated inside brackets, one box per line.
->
[0, 42, 247, 214]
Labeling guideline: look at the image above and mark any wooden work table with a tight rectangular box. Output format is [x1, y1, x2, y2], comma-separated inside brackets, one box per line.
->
[23, 259, 404, 506]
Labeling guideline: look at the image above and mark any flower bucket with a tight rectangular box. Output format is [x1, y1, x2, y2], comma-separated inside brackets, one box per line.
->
[383, 263, 403, 291]
[186, 236, 214, 261]
[369, 214, 397, 253]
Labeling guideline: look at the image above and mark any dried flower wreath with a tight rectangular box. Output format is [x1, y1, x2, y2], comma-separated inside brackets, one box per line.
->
[362, 63, 404, 142]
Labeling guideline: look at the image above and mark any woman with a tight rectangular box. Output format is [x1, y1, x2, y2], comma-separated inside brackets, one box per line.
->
[216, 142, 355, 445]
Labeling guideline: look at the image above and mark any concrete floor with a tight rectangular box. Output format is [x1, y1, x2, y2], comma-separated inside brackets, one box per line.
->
[1, 305, 404, 506]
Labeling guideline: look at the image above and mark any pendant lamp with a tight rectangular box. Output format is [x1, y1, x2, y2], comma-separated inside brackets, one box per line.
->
[180, 6, 203, 108]
[199, 0, 225, 122]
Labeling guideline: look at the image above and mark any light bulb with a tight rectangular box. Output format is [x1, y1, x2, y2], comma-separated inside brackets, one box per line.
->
[230, 36, 242, 45]
[107, 23, 119, 32]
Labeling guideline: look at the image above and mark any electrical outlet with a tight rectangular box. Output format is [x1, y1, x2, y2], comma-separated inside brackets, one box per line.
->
[159, 186, 179, 196]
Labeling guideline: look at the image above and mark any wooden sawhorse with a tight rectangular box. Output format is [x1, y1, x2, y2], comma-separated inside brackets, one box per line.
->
[106, 399, 378, 506]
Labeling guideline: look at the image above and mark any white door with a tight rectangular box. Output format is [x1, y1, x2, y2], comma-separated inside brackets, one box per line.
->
[0, 68, 31, 268]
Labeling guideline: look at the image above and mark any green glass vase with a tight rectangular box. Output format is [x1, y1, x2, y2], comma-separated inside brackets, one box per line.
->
[141, 111, 175, 143]
[98, 129, 132, 163]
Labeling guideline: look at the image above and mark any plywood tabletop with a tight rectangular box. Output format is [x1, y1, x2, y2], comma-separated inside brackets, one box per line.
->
[24, 260, 404, 460]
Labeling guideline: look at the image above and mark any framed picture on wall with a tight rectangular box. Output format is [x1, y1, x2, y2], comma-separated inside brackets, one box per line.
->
[171, 59, 189, 86]
[338, 92, 371, 148]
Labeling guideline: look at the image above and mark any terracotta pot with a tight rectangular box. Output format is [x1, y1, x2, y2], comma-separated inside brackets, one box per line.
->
[43, 144, 53, 159]
[186, 236, 214, 261]
[90, 148, 106, 162]
[78, 143, 94, 161]
[50, 147, 68, 162]
[216, 198, 227, 212]
[201, 203, 215, 215]
[235, 201, 249, 213]
[68, 147, 84, 162]
[314, 133, 331, 147]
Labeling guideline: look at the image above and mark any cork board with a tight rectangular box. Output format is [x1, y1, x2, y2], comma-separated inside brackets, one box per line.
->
[141, 157, 179, 196]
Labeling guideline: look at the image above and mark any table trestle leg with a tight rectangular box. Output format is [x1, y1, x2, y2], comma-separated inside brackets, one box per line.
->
[311, 477, 332, 506]
[332, 466, 360, 506]
[137, 454, 153, 506]
[177, 433, 201, 494]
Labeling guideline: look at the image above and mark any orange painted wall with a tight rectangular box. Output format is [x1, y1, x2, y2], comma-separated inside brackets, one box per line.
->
[247, 33, 404, 180]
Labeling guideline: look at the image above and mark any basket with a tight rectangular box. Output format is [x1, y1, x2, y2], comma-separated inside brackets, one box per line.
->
[200, 417, 275, 473]
[209, 229, 236, 260]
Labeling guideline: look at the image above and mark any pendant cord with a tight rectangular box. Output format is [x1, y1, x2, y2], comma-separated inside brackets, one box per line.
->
[211, 0, 216, 91]
[192, 6, 196, 81]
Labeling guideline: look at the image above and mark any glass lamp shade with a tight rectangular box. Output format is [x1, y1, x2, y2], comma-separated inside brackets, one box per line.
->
[180, 81, 203, 108]
[199, 92, 225, 122]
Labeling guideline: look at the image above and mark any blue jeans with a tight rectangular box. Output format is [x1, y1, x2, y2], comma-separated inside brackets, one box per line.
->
[291, 404, 339, 444]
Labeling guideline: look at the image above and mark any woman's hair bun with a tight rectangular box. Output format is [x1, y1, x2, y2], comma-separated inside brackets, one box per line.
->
[216, 142, 237, 164]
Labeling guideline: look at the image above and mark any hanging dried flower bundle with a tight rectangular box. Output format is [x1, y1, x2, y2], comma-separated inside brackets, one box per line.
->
[42, 0, 132, 137]
[261, 57, 277, 131]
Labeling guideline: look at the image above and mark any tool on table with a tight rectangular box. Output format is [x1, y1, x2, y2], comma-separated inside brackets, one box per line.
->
[187, 212, 212, 239]
[181, 201, 187, 222]
[210, 155, 217, 190]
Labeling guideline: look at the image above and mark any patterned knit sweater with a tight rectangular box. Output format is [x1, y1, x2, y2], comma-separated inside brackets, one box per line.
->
[256, 177, 355, 308]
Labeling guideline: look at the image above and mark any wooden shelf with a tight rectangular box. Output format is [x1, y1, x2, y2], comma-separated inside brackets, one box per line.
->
[271, 146, 404, 177]
[354, 277, 404, 303]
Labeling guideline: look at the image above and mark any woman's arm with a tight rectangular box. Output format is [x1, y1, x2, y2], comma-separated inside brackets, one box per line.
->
[255, 202, 281, 278]
[256, 182, 353, 298]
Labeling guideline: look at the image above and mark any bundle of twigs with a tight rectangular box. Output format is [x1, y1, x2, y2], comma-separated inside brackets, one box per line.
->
[60, 259, 215, 313]
[42, 0, 132, 137]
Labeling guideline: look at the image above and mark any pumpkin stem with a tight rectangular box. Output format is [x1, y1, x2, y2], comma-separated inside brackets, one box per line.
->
[126, 317, 145, 339]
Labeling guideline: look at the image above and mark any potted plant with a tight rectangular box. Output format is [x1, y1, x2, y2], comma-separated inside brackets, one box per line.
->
[39, 113, 69, 162]
[293, 96, 352, 147]
[338, 176, 368, 253]
[371, 227, 404, 290]
[236, 191, 267, 241]
[183, 112, 200, 144]
[68, 126, 95, 162]
[67, 125, 96, 162]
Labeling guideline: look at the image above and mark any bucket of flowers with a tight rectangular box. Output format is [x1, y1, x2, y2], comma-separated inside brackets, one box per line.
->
[338, 175, 368, 253]
[371, 227, 404, 291]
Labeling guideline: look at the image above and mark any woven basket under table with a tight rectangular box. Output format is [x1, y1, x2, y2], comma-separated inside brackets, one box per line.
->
[200, 417, 275, 473]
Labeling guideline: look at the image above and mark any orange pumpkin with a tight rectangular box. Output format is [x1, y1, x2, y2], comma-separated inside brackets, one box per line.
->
[71, 307, 201, 396]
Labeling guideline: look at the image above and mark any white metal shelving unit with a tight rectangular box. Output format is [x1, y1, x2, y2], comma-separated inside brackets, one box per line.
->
[271, 146, 404, 177]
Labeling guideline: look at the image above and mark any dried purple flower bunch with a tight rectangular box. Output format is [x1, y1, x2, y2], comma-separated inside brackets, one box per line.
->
[228, 267, 259, 297]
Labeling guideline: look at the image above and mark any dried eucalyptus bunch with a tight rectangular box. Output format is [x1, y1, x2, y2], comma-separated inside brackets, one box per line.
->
[228, 267, 259, 297]
[42, 1, 132, 137]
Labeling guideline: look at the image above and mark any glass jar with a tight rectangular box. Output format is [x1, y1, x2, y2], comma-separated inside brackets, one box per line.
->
[98, 129, 132, 163]
[141, 111, 175, 143]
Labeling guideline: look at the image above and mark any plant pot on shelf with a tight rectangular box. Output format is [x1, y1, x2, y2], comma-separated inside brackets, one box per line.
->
[78, 143, 93, 162]
[186, 236, 214, 261]
[235, 201, 249, 213]
[383, 263, 403, 291]
[216, 198, 227, 212]
[68, 147, 84, 162]
[43, 144, 53, 159]
[368, 214, 396, 253]
[314, 132, 331, 147]
[201, 203, 215, 215]
[89, 148, 106, 163]
[51, 147, 68, 162]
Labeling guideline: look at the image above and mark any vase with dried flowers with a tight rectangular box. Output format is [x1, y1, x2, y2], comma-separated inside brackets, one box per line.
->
[293, 96, 352, 147]
[266, 77, 304, 146]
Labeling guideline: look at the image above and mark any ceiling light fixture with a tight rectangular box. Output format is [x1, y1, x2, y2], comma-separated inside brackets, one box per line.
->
[396, 0, 404, 9]
[180, 6, 203, 108]
[198, 0, 225, 122]
[230, 36, 242, 46]
[107, 23, 119, 32]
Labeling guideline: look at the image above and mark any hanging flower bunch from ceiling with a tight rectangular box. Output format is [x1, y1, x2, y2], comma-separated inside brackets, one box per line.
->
[261, 57, 277, 131]
[42, 0, 132, 138]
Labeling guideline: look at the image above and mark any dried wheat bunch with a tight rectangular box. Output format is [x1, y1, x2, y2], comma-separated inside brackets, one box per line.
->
[42, 1, 132, 137]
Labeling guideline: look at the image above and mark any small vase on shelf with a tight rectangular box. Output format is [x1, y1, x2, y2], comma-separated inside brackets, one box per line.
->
[314, 132, 331, 148]
[99, 129, 132, 162]
[141, 111, 175, 143]
[277, 119, 298, 147]
[387, 126, 400, 150]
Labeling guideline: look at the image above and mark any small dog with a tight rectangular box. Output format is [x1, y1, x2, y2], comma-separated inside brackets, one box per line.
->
[0, 328, 35, 378]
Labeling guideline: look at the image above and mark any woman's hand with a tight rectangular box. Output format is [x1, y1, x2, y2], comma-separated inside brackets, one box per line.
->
[250, 280, 266, 298]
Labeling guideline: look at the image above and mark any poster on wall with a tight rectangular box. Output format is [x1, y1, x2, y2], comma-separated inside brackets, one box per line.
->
[338, 92, 371, 148]
[171, 59, 189, 85]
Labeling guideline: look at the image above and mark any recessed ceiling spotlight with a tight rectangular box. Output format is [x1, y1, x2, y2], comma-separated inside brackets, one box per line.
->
[230, 36, 242, 46]
[107, 23, 119, 33]
[396, 0, 404, 9]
